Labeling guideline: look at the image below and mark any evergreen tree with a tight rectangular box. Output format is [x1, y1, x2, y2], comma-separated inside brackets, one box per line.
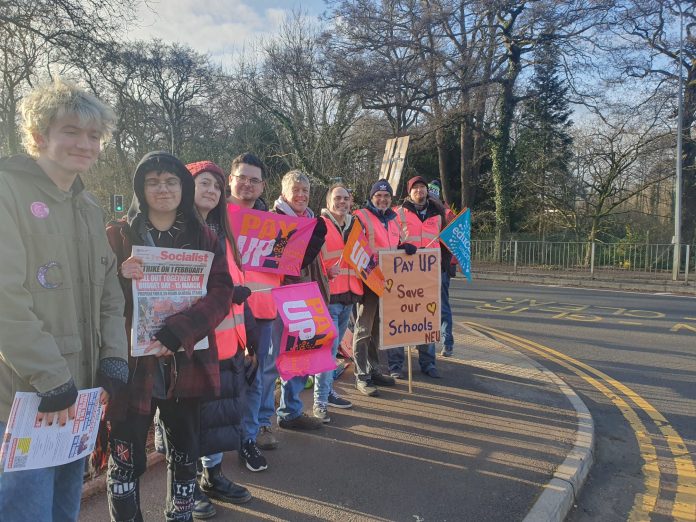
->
[515, 38, 574, 238]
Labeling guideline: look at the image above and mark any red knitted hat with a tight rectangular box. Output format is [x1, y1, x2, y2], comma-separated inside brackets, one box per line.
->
[186, 161, 225, 185]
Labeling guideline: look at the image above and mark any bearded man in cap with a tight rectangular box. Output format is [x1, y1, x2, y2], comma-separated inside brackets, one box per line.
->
[351, 179, 417, 397]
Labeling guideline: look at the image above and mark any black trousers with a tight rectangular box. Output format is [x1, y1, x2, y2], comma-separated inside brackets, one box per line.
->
[107, 398, 201, 522]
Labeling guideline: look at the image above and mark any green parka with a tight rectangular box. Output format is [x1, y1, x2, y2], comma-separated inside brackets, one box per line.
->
[0, 154, 128, 422]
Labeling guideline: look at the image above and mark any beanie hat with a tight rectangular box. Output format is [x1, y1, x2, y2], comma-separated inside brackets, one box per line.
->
[186, 160, 226, 187]
[407, 175, 428, 193]
[370, 179, 393, 198]
[428, 179, 441, 198]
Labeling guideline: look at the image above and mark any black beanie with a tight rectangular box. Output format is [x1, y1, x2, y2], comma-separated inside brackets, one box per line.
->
[370, 179, 393, 198]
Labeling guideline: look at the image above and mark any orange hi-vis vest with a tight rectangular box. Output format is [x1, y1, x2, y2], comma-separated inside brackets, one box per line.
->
[353, 208, 401, 254]
[396, 206, 441, 248]
[244, 270, 281, 320]
[321, 216, 364, 297]
[215, 241, 247, 360]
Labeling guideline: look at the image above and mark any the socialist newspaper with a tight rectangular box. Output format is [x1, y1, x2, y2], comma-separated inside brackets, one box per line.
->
[131, 245, 213, 357]
[0, 388, 102, 472]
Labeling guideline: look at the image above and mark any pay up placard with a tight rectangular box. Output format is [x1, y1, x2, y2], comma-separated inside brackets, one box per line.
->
[379, 248, 441, 349]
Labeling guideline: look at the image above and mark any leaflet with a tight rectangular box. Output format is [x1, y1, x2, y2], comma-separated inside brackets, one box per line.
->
[131, 245, 214, 357]
[0, 388, 103, 472]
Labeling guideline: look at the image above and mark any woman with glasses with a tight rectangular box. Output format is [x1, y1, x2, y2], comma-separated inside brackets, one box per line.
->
[104, 151, 234, 522]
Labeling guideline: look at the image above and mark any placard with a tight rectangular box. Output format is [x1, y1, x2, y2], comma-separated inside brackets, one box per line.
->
[379, 248, 441, 349]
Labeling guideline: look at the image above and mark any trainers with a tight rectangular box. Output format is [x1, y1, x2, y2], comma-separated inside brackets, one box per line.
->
[389, 371, 403, 380]
[200, 463, 252, 504]
[313, 403, 331, 423]
[356, 380, 379, 396]
[239, 440, 268, 472]
[256, 426, 279, 450]
[371, 372, 396, 386]
[278, 413, 324, 430]
[193, 484, 216, 520]
[327, 390, 352, 409]
[440, 347, 454, 357]
[422, 367, 442, 379]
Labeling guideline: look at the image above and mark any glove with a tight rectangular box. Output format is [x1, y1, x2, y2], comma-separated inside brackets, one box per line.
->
[232, 285, 252, 305]
[398, 243, 417, 255]
[447, 263, 457, 278]
[244, 353, 259, 386]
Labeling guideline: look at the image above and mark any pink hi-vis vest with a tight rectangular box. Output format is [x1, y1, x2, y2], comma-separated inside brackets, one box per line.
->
[320, 217, 363, 297]
[353, 209, 401, 254]
[215, 240, 247, 360]
[396, 206, 441, 247]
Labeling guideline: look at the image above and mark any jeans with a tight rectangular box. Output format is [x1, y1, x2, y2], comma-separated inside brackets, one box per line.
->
[441, 270, 453, 349]
[200, 452, 222, 468]
[107, 398, 200, 522]
[387, 344, 436, 373]
[0, 421, 85, 521]
[240, 318, 279, 442]
[314, 302, 352, 405]
[352, 289, 382, 382]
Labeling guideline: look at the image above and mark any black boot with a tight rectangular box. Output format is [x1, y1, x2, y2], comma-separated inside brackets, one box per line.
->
[200, 463, 252, 504]
[192, 482, 216, 520]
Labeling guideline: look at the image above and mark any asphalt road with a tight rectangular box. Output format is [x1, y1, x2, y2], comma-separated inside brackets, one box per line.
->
[450, 278, 696, 521]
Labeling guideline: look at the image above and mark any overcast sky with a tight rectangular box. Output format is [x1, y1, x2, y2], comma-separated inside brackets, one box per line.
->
[127, 0, 327, 66]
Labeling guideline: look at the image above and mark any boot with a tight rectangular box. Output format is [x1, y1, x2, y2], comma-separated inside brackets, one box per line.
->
[200, 463, 252, 504]
[192, 482, 216, 520]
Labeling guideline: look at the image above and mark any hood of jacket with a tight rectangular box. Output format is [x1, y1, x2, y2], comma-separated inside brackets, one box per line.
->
[0, 154, 86, 196]
[127, 151, 195, 224]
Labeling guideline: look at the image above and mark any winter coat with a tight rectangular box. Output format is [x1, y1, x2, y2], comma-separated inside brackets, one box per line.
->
[0, 154, 128, 422]
[105, 151, 234, 419]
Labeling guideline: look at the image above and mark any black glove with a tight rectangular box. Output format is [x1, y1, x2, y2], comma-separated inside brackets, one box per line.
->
[232, 285, 252, 305]
[447, 263, 457, 278]
[398, 243, 417, 255]
[244, 353, 259, 386]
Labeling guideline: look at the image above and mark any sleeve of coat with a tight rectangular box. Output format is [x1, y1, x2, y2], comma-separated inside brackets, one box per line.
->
[98, 221, 128, 363]
[0, 179, 72, 393]
[159, 232, 235, 357]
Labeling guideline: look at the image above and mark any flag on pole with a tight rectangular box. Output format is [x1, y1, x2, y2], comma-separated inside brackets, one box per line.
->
[439, 208, 472, 281]
[271, 282, 337, 380]
[342, 223, 385, 296]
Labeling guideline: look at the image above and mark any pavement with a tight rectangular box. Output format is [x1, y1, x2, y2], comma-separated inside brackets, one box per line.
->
[79, 320, 594, 522]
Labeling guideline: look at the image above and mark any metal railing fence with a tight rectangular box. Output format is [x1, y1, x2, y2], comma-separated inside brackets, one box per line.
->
[471, 240, 694, 282]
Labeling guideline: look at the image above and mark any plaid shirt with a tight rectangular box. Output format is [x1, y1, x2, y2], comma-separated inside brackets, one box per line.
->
[105, 220, 233, 418]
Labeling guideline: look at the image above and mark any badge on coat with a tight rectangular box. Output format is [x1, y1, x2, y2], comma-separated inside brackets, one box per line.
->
[36, 261, 62, 289]
[30, 201, 50, 219]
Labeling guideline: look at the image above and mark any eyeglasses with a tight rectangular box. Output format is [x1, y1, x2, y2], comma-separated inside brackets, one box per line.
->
[231, 174, 263, 186]
[144, 178, 181, 191]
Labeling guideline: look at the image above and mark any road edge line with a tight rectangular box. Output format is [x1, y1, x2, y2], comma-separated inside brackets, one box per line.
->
[464, 325, 595, 522]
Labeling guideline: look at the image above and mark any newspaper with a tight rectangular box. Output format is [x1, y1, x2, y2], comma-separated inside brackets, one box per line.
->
[131, 245, 214, 357]
[0, 388, 103, 472]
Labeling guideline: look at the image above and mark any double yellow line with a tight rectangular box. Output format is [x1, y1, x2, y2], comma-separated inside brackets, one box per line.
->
[466, 322, 696, 521]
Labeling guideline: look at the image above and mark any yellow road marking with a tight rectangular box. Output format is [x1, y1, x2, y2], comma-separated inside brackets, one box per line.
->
[617, 321, 643, 326]
[466, 322, 696, 521]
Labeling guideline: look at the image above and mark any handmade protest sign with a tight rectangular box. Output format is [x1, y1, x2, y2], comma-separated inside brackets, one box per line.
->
[228, 204, 316, 276]
[439, 208, 472, 281]
[271, 282, 337, 380]
[379, 248, 441, 349]
[342, 222, 385, 296]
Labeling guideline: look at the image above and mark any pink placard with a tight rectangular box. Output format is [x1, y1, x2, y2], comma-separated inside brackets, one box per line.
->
[228, 204, 316, 276]
[271, 282, 337, 381]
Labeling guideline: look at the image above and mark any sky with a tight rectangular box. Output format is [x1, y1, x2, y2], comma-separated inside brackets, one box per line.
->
[127, 0, 327, 66]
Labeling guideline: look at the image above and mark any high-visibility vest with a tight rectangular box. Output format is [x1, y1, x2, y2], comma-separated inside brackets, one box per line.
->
[320, 216, 363, 297]
[396, 206, 441, 248]
[215, 240, 247, 360]
[245, 270, 281, 320]
[227, 202, 281, 320]
[353, 208, 401, 253]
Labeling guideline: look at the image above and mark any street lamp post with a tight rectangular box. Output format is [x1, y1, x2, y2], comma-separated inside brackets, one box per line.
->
[672, 5, 684, 281]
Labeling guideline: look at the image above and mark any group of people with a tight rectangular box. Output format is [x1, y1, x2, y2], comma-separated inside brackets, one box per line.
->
[0, 80, 457, 522]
